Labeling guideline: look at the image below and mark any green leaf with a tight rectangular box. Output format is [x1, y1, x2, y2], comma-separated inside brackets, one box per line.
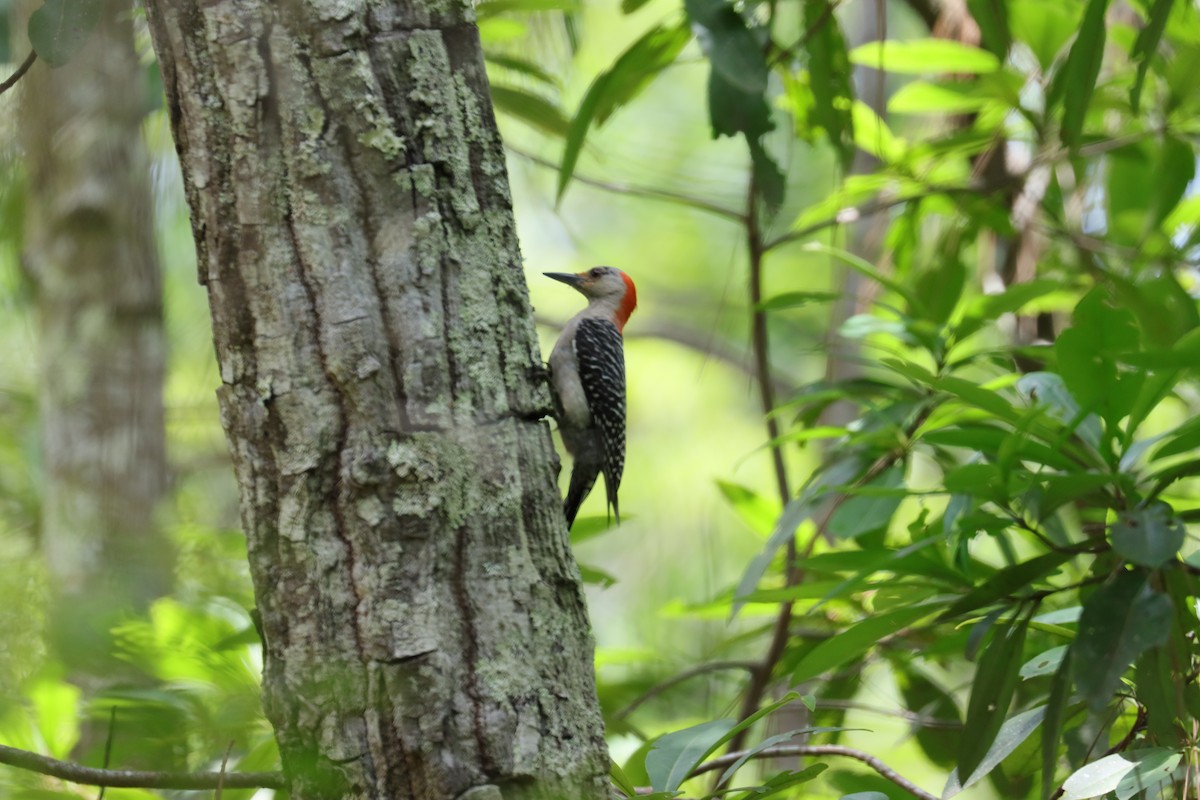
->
[1009, 0, 1080, 70]
[943, 704, 1045, 798]
[610, 759, 640, 798]
[577, 562, 618, 587]
[804, 0, 855, 169]
[645, 719, 735, 792]
[940, 554, 1075, 623]
[730, 764, 827, 799]
[27, 0, 102, 67]
[792, 603, 943, 684]
[1062, 753, 1137, 800]
[956, 611, 1030, 781]
[913, 257, 966, 325]
[1042, 647, 1074, 800]
[757, 291, 841, 311]
[1129, 0, 1174, 111]
[717, 481, 780, 536]
[1114, 748, 1181, 800]
[967, 0, 1011, 56]
[848, 39, 1001, 74]
[557, 22, 691, 201]
[489, 85, 570, 137]
[1019, 645, 1068, 679]
[802, 242, 919, 309]
[476, 0, 579, 16]
[687, 0, 774, 141]
[895, 669, 962, 767]
[484, 53, 559, 87]
[1053, 0, 1110, 149]
[826, 465, 904, 540]
[1110, 502, 1184, 568]
[1073, 570, 1173, 711]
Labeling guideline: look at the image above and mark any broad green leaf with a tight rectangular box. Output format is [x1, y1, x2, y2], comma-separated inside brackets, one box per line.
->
[848, 39, 1000, 74]
[940, 554, 1075, 623]
[1110, 502, 1184, 568]
[1129, 0, 1174, 111]
[489, 85, 569, 137]
[645, 719, 734, 792]
[1015, 372, 1103, 451]
[557, 23, 691, 201]
[1074, 570, 1172, 711]
[1114, 748, 1181, 800]
[792, 602, 943, 684]
[804, 0, 855, 169]
[1019, 645, 1067, 679]
[1062, 753, 1136, 800]
[943, 704, 1045, 798]
[27, 0, 103, 67]
[1053, 0, 1110, 149]
[688, 0, 774, 141]
[956, 611, 1030, 781]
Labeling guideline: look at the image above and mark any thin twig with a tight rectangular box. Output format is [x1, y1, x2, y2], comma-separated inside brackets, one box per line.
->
[0, 50, 36, 97]
[97, 708, 117, 800]
[723, 171, 797, 762]
[506, 144, 747, 222]
[215, 740, 235, 800]
[615, 661, 759, 721]
[669, 744, 939, 800]
[0, 743, 284, 790]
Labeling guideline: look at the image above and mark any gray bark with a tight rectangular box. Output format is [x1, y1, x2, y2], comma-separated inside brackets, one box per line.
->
[19, 0, 170, 690]
[140, 3, 610, 799]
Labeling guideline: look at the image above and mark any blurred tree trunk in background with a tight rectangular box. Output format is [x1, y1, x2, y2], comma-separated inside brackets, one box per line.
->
[18, 0, 172, 762]
[141, 2, 610, 798]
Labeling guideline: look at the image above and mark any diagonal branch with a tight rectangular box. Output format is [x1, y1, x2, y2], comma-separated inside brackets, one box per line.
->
[0, 743, 284, 791]
[0, 50, 36, 97]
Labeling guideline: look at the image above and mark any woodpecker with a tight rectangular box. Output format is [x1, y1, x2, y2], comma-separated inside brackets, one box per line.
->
[544, 267, 637, 528]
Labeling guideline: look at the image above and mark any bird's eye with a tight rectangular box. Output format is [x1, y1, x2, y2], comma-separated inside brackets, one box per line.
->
[589, 268, 602, 278]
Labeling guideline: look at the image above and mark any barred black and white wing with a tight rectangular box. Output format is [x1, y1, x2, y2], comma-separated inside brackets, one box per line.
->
[573, 317, 626, 521]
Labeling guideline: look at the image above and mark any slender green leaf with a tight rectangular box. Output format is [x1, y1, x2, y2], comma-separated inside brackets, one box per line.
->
[944, 704, 1045, 798]
[645, 719, 734, 792]
[489, 85, 570, 137]
[792, 603, 943, 684]
[557, 23, 691, 200]
[956, 611, 1030, 781]
[848, 39, 1000, 74]
[1019, 645, 1068, 679]
[1054, 0, 1110, 149]
[940, 552, 1075, 621]
[1129, 0, 1174, 111]
[1042, 648, 1073, 800]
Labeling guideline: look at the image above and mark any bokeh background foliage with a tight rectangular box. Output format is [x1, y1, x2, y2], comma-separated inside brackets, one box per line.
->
[4, 0, 1200, 797]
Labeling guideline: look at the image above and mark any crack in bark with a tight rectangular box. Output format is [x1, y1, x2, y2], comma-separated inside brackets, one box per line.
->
[451, 524, 496, 777]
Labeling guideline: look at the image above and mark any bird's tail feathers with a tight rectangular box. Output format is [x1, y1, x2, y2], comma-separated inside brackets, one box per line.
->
[563, 464, 600, 529]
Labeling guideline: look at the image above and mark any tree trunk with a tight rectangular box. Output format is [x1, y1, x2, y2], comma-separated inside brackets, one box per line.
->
[18, 0, 171, 757]
[140, 3, 610, 799]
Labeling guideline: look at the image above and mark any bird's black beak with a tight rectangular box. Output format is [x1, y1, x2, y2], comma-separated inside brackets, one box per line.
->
[544, 271, 585, 288]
